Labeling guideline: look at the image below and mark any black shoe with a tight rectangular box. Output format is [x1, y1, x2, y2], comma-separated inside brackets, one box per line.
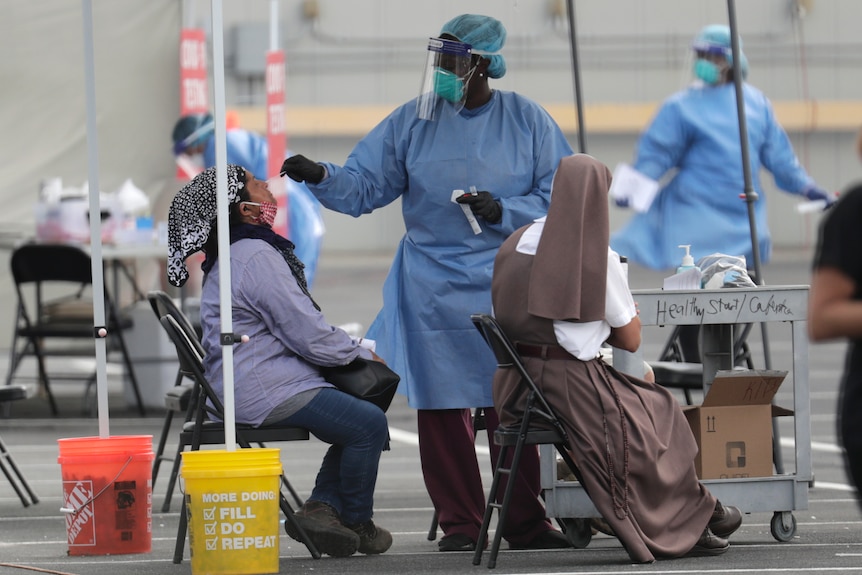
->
[709, 502, 742, 538]
[347, 520, 393, 555]
[284, 500, 359, 558]
[438, 533, 476, 552]
[684, 528, 729, 557]
[508, 529, 571, 550]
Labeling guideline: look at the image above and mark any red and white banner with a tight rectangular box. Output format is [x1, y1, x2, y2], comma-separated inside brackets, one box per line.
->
[179, 28, 208, 116]
[265, 50, 286, 179]
[266, 50, 289, 238]
[176, 28, 208, 180]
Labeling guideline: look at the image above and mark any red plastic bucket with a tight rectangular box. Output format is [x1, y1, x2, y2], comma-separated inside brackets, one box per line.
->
[57, 435, 154, 556]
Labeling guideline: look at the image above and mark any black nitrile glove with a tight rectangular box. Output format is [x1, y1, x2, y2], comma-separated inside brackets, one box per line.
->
[280, 155, 325, 184]
[456, 191, 502, 224]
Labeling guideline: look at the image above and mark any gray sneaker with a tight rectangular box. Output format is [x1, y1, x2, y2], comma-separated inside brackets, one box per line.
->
[284, 500, 359, 558]
[348, 520, 393, 555]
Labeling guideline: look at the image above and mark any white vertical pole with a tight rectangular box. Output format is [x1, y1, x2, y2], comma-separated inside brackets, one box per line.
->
[270, 0, 279, 50]
[183, 0, 196, 27]
[210, 0, 237, 450]
[81, 0, 110, 438]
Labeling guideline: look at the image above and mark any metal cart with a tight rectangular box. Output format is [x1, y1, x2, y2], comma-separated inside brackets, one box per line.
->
[541, 285, 811, 543]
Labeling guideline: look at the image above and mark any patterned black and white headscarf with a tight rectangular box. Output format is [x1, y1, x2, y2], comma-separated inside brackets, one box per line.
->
[167, 165, 246, 287]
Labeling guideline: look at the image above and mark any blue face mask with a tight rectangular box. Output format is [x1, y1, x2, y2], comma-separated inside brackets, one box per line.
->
[433, 67, 465, 103]
[694, 58, 722, 85]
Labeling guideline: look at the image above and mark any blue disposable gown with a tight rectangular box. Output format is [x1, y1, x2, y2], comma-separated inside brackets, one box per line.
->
[203, 130, 324, 286]
[308, 91, 573, 409]
[610, 83, 813, 270]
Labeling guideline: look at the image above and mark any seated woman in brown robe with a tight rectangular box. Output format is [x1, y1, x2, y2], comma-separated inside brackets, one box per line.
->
[491, 154, 741, 563]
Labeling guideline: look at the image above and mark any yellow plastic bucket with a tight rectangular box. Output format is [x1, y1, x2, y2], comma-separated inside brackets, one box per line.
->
[181, 448, 283, 575]
[57, 435, 154, 556]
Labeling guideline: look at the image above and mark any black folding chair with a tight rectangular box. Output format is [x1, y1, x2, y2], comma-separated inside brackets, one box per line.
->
[469, 314, 590, 569]
[0, 385, 39, 507]
[649, 323, 754, 405]
[5, 243, 144, 416]
[149, 293, 305, 514]
[157, 314, 320, 563]
[146, 290, 198, 512]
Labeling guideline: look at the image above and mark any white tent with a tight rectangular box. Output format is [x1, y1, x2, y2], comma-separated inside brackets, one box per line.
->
[0, 1, 180, 426]
[1, 1, 179, 237]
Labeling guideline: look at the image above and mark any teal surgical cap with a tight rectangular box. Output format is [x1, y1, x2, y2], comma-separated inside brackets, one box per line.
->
[693, 24, 749, 79]
[441, 14, 507, 79]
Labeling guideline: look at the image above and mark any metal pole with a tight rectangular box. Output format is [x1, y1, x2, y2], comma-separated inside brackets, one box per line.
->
[727, 0, 781, 473]
[565, 0, 587, 153]
[270, 0, 279, 50]
[726, 0, 763, 288]
[211, 0, 237, 450]
[81, 0, 110, 437]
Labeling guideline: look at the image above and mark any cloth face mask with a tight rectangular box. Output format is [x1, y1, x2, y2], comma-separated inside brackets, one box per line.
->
[242, 201, 278, 228]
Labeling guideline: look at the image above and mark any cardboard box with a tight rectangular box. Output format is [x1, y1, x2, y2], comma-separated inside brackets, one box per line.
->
[683, 370, 792, 480]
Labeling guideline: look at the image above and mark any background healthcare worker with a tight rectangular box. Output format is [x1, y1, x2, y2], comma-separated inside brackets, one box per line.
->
[281, 14, 573, 553]
[610, 24, 835, 272]
[170, 112, 325, 288]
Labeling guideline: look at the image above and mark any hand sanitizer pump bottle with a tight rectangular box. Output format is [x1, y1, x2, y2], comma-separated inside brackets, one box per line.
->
[677, 245, 698, 274]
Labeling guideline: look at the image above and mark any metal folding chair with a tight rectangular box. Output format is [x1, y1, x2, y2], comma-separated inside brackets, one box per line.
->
[157, 314, 320, 563]
[5, 243, 145, 416]
[649, 323, 755, 405]
[0, 385, 39, 507]
[146, 290, 197, 511]
[469, 314, 590, 569]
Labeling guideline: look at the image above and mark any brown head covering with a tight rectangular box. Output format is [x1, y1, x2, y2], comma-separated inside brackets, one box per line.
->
[527, 154, 611, 322]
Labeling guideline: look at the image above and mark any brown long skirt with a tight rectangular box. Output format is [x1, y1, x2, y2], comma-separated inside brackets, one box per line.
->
[494, 356, 716, 563]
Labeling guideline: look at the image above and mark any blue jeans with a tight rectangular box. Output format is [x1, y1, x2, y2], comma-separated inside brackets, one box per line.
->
[274, 387, 389, 525]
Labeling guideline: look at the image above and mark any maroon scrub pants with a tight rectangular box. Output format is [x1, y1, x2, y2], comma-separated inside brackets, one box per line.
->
[417, 407, 554, 545]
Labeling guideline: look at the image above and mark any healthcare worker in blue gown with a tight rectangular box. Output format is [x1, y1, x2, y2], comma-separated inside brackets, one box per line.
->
[281, 14, 573, 553]
[610, 24, 834, 272]
[171, 112, 324, 288]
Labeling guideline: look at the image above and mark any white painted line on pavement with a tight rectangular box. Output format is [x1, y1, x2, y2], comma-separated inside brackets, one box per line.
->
[781, 437, 843, 454]
[387, 426, 418, 446]
[517, 570, 862, 574]
[389, 426, 490, 456]
[813, 481, 856, 492]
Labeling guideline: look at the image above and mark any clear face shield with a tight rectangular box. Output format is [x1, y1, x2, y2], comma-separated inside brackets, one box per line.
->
[416, 37, 474, 121]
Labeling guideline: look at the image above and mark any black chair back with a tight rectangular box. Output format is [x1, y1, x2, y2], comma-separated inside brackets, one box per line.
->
[10, 244, 93, 286]
[160, 315, 222, 422]
[147, 290, 204, 357]
[470, 313, 569, 445]
[10, 243, 130, 332]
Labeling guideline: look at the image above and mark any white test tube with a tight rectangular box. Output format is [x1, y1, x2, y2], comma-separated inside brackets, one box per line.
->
[451, 189, 482, 235]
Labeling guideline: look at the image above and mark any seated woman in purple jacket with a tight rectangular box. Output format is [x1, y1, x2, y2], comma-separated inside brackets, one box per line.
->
[166, 165, 391, 558]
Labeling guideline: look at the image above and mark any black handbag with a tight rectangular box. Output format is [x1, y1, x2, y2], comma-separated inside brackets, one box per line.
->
[320, 358, 400, 412]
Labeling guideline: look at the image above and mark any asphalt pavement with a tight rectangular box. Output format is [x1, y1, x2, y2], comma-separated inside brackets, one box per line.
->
[1, 248, 860, 575]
